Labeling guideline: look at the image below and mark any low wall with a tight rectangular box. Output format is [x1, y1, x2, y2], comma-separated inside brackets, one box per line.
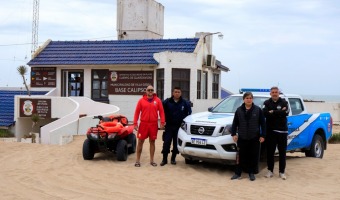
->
[305, 102, 340, 125]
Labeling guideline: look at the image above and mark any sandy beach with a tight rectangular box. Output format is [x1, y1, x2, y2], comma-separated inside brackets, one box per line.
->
[1, 126, 340, 200]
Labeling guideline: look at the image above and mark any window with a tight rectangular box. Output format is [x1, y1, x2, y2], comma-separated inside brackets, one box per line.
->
[172, 69, 190, 100]
[197, 70, 201, 99]
[156, 69, 164, 100]
[288, 98, 304, 115]
[202, 71, 208, 99]
[212, 73, 219, 99]
[92, 69, 109, 103]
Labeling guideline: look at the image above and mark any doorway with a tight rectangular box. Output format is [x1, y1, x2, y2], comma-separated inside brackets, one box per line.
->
[61, 70, 84, 97]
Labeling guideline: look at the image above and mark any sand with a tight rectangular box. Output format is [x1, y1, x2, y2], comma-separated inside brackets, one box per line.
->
[1, 126, 340, 200]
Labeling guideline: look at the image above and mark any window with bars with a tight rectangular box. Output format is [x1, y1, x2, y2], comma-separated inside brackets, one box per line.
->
[91, 69, 109, 103]
[212, 73, 219, 99]
[172, 68, 190, 100]
[156, 69, 164, 100]
[197, 70, 201, 99]
[202, 71, 208, 99]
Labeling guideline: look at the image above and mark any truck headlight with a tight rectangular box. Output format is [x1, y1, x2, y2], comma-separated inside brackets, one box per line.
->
[181, 122, 187, 132]
[108, 133, 117, 139]
[222, 124, 232, 135]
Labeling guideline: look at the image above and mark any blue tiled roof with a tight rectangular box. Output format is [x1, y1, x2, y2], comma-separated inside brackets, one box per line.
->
[0, 90, 48, 127]
[27, 38, 199, 66]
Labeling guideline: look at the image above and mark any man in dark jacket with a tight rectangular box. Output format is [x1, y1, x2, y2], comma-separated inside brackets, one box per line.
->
[160, 87, 192, 166]
[263, 86, 289, 180]
[230, 92, 266, 181]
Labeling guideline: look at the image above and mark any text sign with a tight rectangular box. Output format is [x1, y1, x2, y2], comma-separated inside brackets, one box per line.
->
[108, 71, 154, 95]
[19, 98, 51, 118]
[31, 67, 56, 87]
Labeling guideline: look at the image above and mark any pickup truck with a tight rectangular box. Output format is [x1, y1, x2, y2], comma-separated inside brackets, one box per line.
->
[177, 88, 333, 165]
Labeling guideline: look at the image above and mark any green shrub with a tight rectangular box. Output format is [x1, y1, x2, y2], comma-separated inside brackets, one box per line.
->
[0, 129, 15, 137]
[329, 133, 340, 144]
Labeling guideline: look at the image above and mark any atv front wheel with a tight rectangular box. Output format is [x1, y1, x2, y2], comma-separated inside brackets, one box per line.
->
[116, 139, 128, 161]
[83, 139, 95, 160]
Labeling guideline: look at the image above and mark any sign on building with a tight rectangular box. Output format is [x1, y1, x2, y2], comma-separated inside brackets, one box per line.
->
[109, 71, 154, 95]
[19, 98, 51, 118]
[31, 67, 56, 87]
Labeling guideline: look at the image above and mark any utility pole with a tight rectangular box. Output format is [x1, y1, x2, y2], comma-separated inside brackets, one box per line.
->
[31, 0, 40, 55]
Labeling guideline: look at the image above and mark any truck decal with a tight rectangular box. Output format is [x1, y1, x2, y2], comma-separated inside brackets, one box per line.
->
[287, 113, 319, 146]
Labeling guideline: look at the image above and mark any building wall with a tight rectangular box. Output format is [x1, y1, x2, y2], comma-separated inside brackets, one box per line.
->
[117, 0, 164, 40]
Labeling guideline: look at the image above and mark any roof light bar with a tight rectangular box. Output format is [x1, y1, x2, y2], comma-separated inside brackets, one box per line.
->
[239, 88, 270, 93]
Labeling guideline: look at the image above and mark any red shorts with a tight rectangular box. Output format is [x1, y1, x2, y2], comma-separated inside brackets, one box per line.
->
[137, 122, 158, 140]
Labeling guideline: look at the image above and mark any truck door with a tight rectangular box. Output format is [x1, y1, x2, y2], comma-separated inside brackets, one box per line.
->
[287, 98, 312, 150]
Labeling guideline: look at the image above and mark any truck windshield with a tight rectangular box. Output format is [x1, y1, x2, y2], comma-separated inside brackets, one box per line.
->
[211, 96, 268, 113]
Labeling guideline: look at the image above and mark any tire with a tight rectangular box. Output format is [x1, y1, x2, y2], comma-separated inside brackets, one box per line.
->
[185, 158, 199, 165]
[116, 139, 128, 161]
[126, 133, 136, 154]
[83, 139, 95, 160]
[305, 134, 324, 158]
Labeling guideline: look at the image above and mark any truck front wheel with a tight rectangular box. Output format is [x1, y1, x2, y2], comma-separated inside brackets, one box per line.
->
[305, 134, 324, 158]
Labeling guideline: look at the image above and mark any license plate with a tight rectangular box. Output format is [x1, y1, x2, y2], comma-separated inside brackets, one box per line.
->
[191, 138, 207, 145]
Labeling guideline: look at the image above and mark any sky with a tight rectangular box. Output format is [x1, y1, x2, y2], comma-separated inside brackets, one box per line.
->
[0, 0, 339, 96]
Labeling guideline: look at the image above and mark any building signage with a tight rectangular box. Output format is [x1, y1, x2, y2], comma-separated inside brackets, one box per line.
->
[19, 98, 51, 118]
[31, 67, 56, 87]
[109, 71, 154, 95]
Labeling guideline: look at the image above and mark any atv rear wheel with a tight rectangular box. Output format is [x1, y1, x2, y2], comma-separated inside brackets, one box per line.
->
[126, 133, 136, 154]
[83, 139, 95, 160]
[116, 139, 128, 161]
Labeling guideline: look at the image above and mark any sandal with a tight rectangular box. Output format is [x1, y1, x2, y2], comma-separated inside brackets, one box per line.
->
[150, 162, 157, 167]
[135, 162, 141, 167]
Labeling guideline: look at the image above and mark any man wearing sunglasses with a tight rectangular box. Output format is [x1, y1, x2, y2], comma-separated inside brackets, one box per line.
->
[133, 85, 165, 167]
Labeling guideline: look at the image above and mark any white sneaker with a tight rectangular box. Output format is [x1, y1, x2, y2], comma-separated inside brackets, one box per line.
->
[279, 173, 287, 180]
[264, 170, 273, 178]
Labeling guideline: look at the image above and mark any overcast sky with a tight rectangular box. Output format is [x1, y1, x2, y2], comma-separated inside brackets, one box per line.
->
[0, 0, 339, 96]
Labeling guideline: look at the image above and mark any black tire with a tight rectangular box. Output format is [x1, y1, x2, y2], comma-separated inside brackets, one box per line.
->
[116, 139, 128, 161]
[185, 158, 199, 165]
[83, 139, 95, 160]
[305, 134, 324, 158]
[126, 133, 136, 154]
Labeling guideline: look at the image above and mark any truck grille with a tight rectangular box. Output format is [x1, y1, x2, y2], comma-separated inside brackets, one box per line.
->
[190, 125, 215, 136]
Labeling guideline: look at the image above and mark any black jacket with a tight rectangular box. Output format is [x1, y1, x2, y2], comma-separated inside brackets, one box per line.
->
[263, 97, 289, 131]
[163, 96, 192, 127]
[230, 103, 266, 140]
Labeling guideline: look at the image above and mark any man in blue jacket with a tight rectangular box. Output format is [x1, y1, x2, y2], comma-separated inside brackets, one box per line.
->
[160, 87, 192, 166]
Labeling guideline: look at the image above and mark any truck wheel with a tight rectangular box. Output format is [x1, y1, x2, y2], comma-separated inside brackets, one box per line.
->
[116, 139, 128, 161]
[305, 134, 324, 158]
[126, 133, 136, 154]
[83, 139, 95, 160]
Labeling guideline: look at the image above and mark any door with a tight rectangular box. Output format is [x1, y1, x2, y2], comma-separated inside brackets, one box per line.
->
[61, 70, 84, 97]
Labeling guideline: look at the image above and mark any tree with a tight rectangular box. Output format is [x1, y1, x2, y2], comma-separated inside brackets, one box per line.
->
[17, 65, 30, 96]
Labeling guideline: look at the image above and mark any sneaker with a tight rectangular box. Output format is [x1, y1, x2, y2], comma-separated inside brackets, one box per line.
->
[249, 173, 256, 181]
[231, 174, 241, 180]
[279, 173, 287, 180]
[160, 160, 167, 166]
[264, 170, 273, 178]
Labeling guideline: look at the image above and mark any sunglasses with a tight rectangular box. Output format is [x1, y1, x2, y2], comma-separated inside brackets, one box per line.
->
[147, 89, 154, 92]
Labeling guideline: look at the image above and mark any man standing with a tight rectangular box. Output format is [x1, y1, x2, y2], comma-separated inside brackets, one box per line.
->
[263, 86, 289, 180]
[230, 92, 266, 181]
[160, 87, 192, 166]
[134, 85, 165, 167]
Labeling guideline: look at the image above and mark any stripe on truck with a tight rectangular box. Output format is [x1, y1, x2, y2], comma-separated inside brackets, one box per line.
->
[287, 113, 320, 145]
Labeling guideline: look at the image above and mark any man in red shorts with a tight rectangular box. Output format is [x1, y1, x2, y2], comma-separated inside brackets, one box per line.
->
[133, 85, 165, 167]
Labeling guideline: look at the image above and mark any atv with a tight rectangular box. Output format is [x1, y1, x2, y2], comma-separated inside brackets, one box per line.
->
[82, 114, 136, 161]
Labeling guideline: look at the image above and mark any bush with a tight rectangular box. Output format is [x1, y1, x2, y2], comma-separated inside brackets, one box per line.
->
[0, 129, 15, 137]
[329, 133, 340, 144]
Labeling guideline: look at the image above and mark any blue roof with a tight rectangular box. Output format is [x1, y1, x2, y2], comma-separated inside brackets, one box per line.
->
[27, 38, 199, 66]
[0, 90, 48, 127]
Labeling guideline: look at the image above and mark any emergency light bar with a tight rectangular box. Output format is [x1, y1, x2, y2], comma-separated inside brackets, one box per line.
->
[239, 88, 271, 93]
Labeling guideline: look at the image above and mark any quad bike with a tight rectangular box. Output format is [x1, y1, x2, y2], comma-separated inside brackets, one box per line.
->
[82, 114, 136, 161]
